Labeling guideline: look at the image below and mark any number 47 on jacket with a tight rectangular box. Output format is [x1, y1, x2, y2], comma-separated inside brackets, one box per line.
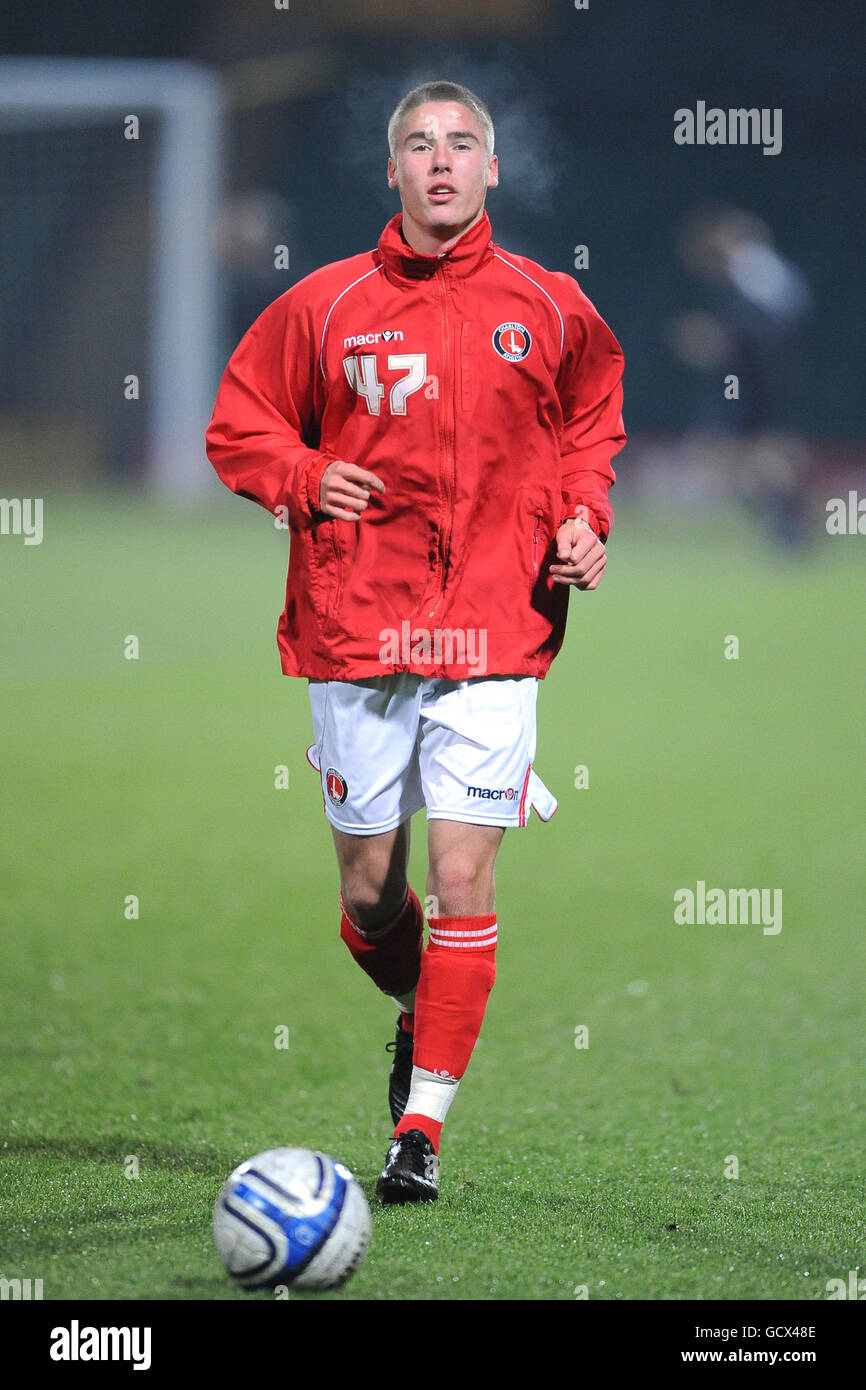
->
[343, 352, 438, 414]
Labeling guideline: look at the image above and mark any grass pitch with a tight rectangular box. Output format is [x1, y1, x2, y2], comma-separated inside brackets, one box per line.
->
[1, 489, 863, 1301]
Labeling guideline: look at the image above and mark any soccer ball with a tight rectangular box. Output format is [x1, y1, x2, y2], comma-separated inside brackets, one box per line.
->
[213, 1147, 372, 1292]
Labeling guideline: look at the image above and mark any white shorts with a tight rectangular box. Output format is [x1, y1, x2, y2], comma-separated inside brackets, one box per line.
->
[305, 674, 558, 836]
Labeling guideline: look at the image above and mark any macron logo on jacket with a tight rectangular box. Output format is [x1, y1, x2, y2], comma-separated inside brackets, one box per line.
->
[343, 330, 405, 347]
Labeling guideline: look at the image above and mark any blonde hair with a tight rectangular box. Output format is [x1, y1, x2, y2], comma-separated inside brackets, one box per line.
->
[388, 81, 495, 161]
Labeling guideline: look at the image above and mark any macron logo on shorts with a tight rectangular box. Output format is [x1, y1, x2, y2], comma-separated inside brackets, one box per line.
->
[466, 785, 520, 801]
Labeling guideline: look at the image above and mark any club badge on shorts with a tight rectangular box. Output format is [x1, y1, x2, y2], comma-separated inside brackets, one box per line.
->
[325, 767, 348, 805]
[492, 321, 532, 362]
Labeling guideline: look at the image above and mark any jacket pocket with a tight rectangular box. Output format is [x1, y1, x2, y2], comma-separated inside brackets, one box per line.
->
[306, 517, 344, 621]
[525, 490, 556, 579]
[531, 508, 545, 580]
[521, 487, 557, 597]
[329, 521, 344, 617]
[459, 320, 475, 413]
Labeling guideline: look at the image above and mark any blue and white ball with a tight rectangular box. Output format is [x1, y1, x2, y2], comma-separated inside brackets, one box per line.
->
[213, 1148, 372, 1291]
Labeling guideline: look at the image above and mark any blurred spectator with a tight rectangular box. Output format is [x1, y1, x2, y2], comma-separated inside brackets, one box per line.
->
[215, 189, 297, 345]
[667, 205, 813, 544]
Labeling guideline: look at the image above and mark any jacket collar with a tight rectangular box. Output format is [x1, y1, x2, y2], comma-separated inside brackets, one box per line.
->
[377, 210, 494, 283]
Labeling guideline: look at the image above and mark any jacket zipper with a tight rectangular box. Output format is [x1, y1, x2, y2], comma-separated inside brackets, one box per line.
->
[427, 264, 456, 620]
[532, 513, 542, 579]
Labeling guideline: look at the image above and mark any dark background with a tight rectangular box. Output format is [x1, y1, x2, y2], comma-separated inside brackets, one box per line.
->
[0, 0, 863, 485]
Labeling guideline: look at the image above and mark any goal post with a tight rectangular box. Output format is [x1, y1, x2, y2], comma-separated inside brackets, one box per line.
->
[0, 58, 225, 496]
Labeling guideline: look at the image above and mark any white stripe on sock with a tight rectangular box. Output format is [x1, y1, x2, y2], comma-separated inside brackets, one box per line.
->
[430, 925, 498, 938]
[429, 928, 497, 949]
[404, 1066, 460, 1123]
[390, 987, 416, 1013]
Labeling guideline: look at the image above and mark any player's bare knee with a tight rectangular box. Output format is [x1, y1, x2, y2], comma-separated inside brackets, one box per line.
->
[332, 823, 409, 925]
[428, 849, 493, 915]
[340, 873, 407, 929]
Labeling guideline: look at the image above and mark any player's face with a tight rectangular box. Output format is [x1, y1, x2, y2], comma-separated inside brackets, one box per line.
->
[388, 102, 498, 242]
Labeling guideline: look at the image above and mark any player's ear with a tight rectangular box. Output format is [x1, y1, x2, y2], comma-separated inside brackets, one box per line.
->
[387, 156, 399, 189]
[487, 154, 499, 189]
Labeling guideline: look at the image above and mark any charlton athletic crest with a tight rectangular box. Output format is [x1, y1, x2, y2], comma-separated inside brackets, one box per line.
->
[325, 767, 348, 805]
[492, 321, 532, 362]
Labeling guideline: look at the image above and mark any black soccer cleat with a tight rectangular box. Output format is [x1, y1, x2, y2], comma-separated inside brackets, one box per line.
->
[385, 1015, 414, 1126]
[375, 1129, 440, 1205]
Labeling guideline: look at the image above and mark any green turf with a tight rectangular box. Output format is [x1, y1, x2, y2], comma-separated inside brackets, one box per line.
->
[1, 489, 863, 1300]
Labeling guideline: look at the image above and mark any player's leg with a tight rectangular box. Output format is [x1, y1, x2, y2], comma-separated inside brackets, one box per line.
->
[426, 817, 503, 916]
[330, 821, 426, 1122]
[377, 676, 556, 1202]
[332, 819, 411, 928]
[392, 817, 503, 1136]
[306, 676, 428, 1123]
[332, 819, 424, 1013]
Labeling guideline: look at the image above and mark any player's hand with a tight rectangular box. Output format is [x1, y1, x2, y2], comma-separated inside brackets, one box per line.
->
[319, 460, 386, 521]
[548, 518, 607, 590]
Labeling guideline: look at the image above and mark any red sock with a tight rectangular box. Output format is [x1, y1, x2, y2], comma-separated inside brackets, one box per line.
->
[399, 1114, 444, 1150]
[395, 913, 497, 1150]
[339, 885, 424, 998]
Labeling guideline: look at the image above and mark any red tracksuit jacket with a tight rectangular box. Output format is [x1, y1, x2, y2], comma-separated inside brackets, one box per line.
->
[206, 210, 625, 680]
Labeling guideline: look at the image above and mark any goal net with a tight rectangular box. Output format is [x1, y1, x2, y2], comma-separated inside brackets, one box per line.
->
[0, 58, 224, 495]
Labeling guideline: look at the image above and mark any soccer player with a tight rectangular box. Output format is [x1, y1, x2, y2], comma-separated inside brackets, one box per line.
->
[207, 81, 625, 1203]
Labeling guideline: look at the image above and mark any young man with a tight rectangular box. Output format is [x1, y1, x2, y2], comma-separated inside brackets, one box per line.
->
[206, 81, 625, 1203]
